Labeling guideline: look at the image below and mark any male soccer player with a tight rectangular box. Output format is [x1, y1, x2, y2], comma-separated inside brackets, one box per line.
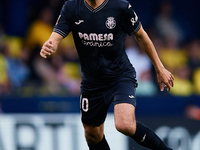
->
[40, 0, 174, 149]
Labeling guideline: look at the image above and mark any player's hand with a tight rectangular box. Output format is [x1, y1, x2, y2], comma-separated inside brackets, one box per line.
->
[156, 68, 174, 92]
[40, 40, 54, 58]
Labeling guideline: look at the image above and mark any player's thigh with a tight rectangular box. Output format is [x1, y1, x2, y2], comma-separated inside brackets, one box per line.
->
[114, 103, 136, 135]
[83, 123, 104, 144]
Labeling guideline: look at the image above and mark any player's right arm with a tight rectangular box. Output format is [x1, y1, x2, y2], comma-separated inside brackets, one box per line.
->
[40, 0, 72, 59]
[40, 32, 63, 58]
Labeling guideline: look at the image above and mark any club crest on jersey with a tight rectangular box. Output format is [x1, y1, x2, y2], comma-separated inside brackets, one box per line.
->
[105, 17, 116, 29]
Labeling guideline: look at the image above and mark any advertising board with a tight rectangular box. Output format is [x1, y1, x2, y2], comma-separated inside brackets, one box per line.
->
[0, 114, 127, 150]
[128, 116, 200, 150]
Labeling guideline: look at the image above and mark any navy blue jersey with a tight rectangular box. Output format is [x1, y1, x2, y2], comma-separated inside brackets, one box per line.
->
[54, 0, 141, 93]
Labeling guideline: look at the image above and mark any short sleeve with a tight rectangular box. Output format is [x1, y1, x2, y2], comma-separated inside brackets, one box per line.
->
[122, 3, 141, 35]
[53, 2, 72, 38]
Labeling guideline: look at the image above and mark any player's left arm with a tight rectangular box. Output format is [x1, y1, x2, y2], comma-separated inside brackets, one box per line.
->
[134, 26, 174, 91]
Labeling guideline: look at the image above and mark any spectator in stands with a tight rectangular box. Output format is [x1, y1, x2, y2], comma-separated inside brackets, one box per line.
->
[0, 25, 6, 44]
[154, 0, 184, 43]
[26, 7, 54, 51]
[125, 36, 157, 96]
[158, 37, 187, 75]
[185, 105, 200, 120]
[55, 33, 81, 95]
[25, 6, 81, 96]
[0, 37, 30, 88]
[32, 53, 63, 95]
[33, 52, 80, 96]
[170, 65, 194, 96]
[0, 27, 11, 95]
[25, 7, 54, 84]
[0, 47, 10, 95]
[185, 40, 200, 80]
[183, 39, 200, 95]
[193, 68, 200, 95]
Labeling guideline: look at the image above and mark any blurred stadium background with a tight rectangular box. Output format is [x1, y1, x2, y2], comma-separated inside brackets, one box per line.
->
[0, 0, 200, 150]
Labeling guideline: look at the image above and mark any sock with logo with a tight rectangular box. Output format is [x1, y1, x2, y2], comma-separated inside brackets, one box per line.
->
[131, 121, 173, 150]
[88, 135, 110, 150]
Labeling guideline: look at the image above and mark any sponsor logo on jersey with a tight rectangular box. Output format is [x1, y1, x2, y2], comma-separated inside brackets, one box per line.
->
[78, 32, 113, 41]
[78, 32, 114, 47]
[105, 17, 116, 29]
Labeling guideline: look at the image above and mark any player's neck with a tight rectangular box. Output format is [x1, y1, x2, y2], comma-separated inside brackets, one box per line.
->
[85, 0, 105, 9]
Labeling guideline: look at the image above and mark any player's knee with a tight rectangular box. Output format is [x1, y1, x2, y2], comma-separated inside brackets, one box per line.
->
[115, 120, 136, 136]
[85, 130, 102, 145]
[83, 123, 104, 145]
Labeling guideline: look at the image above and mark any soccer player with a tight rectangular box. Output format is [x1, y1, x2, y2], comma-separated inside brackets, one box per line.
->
[40, 0, 174, 149]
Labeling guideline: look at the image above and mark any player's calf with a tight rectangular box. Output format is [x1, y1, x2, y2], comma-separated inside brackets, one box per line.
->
[83, 123, 110, 150]
[83, 123, 104, 145]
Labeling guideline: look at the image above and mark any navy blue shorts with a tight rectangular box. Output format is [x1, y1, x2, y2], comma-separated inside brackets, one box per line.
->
[80, 78, 137, 126]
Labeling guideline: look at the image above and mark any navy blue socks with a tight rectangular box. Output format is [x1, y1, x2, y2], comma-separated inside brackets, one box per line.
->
[131, 121, 173, 150]
[88, 135, 110, 150]
[88, 122, 173, 150]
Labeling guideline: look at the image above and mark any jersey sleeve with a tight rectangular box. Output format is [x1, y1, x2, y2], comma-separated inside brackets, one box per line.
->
[53, 1, 72, 38]
[121, 3, 141, 36]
